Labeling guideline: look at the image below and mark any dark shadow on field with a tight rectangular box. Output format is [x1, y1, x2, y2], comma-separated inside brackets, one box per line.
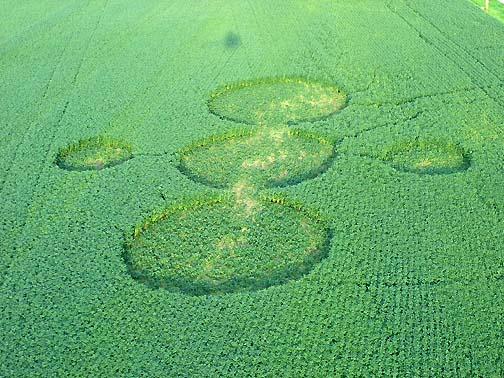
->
[224, 32, 241, 49]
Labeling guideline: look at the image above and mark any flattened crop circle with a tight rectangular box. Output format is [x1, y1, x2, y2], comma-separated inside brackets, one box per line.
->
[379, 138, 470, 175]
[208, 78, 347, 126]
[56, 137, 132, 171]
[177, 128, 335, 189]
[124, 198, 330, 296]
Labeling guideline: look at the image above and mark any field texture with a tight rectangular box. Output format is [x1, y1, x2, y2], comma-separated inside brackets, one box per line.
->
[1, 0, 504, 376]
[470, 0, 504, 22]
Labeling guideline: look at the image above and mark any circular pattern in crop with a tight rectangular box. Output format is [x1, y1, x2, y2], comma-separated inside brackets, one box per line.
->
[124, 198, 330, 296]
[56, 137, 133, 171]
[379, 138, 470, 175]
[177, 128, 335, 189]
[208, 77, 347, 125]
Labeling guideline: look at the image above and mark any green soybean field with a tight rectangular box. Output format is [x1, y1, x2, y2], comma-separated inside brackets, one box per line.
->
[1, 0, 504, 376]
[470, 0, 504, 22]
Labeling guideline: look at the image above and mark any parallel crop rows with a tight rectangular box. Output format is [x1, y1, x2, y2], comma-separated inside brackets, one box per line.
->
[0, 0, 503, 376]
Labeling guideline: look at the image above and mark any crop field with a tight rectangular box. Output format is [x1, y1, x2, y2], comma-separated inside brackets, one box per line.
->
[1, 0, 504, 376]
[470, 0, 504, 22]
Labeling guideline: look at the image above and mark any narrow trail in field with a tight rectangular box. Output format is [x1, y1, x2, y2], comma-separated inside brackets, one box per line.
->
[231, 180, 261, 217]
[386, 1, 504, 108]
[221, 126, 283, 218]
[71, 0, 109, 85]
[0, 1, 169, 287]
[125, 118, 335, 295]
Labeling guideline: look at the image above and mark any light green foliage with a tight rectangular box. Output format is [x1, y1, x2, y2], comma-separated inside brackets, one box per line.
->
[378, 138, 469, 175]
[178, 127, 334, 189]
[1, 0, 504, 377]
[469, 0, 504, 22]
[208, 78, 347, 125]
[56, 136, 133, 171]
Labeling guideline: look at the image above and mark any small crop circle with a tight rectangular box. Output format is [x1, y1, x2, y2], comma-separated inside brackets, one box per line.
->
[124, 198, 330, 296]
[379, 138, 470, 175]
[208, 77, 347, 125]
[177, 128, 335, 189]
[56, 136, 132, 171]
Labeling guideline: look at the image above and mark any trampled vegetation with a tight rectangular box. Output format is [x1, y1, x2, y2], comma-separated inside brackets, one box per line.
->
[208, 78, 347, 125]
[56, 136, 133, 171]
[124, 196, 330, 296]
[1, 0, 503, 377]
[177, 127, 335, 189]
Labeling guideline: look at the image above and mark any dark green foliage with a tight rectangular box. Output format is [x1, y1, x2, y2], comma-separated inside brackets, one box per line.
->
[1, 0, 504, 377]
[224, 32, 241, 49]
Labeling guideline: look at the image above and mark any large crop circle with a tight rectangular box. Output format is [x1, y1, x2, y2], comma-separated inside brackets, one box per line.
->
[124, 198, 330, 296]
[56, 137, 132, 171]
[177, 128, 335, 189]
[208, 78, 347, 125]
[379, 138, 470, 175]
